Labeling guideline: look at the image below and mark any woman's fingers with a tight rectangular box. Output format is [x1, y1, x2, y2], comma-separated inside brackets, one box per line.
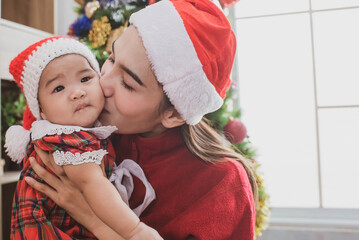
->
[25, 176, 58, 202]
[29, 157, 62, 190]
[34, 146, 65, 176]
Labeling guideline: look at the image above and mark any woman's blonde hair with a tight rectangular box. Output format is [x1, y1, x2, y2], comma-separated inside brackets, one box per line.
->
[181, 118, 258, 205]
[159, 95, 258, 205]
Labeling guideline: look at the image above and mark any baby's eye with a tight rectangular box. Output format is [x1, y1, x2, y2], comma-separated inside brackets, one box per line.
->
[81, 77, 91, 83]
[53, 86, 64, 93]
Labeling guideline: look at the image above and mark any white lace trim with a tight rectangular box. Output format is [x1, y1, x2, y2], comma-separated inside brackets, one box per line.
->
[31, 120, 117, 140]
[53, 149, 108, 166]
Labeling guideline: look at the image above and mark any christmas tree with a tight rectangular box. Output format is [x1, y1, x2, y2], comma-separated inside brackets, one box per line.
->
[69, 0, 270, 237]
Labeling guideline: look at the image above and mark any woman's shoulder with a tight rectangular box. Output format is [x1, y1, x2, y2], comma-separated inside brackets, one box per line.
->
[192, 158, 253, 198]
[213, 159, 251, 184]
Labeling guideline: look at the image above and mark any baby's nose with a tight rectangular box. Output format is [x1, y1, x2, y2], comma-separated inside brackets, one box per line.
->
[71, 89, 86, 99]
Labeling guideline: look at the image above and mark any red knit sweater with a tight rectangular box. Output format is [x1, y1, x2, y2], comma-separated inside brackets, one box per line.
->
[112, 127, 255, 240]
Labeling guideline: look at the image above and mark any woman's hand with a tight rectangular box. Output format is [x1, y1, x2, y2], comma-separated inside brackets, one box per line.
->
[25, 147, 123, 240]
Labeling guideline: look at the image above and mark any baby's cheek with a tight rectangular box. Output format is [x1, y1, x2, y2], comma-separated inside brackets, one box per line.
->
[99, 92, 105, 108]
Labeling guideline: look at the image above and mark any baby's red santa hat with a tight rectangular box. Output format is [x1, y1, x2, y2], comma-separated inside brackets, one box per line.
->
[5, 36, 100, 163]
[130, 0, 236, 125]
[9, 36, 100, 129]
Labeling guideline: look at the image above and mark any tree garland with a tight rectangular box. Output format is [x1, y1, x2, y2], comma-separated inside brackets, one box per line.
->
[69, 0, 270, 237]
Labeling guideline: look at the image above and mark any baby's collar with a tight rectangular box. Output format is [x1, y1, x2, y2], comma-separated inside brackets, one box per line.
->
[30, 120, 117, 140]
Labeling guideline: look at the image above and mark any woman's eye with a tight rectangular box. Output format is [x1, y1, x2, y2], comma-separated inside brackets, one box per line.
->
[53, 86, 64, 93]
[121, 80, 134, 91]
[108, 56, 115, 63]
[81, 77, 91, 83]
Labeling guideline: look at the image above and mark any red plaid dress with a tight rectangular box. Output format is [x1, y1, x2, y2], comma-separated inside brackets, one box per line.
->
[11, 130, 115, 240]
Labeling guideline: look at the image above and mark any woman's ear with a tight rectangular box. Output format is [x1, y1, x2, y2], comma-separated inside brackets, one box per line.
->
[161, 107, 185, 128]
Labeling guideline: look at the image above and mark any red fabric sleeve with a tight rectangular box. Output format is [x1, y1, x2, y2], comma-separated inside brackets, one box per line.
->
[168, 186, 254, 240]
[11, 152, 96, 240]
[160, 161, 255, 240]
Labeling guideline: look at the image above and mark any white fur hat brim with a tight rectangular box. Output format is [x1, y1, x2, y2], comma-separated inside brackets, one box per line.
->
[130, 0, 224, 125]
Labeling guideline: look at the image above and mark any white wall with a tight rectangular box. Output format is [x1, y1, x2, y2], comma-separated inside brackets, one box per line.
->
[56, 0, 78, 36]
[0, 20, 52, 80]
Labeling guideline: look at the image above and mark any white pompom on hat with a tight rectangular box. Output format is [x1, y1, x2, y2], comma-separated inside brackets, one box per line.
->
[130, 0, 236, 125]
[4, 126, 31, 164]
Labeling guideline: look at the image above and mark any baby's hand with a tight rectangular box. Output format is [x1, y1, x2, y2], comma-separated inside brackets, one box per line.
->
[127, 222, 163, 240]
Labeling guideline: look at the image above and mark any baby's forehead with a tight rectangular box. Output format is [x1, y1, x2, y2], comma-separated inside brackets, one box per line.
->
[40, 53, 98, 81]
[51, 53, 92, 65]
[45, 53, 97, 72]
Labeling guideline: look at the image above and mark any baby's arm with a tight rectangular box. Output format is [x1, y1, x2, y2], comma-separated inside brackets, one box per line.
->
[63, 163, 162, 239]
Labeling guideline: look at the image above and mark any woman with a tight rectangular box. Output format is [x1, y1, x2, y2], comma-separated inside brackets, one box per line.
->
[26, 0, 257, 239]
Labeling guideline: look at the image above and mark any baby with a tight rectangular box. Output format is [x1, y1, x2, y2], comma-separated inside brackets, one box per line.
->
[5, 36, 161, 240]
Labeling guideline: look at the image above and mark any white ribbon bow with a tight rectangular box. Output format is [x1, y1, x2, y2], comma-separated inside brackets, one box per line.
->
[109, 159, 156, 216]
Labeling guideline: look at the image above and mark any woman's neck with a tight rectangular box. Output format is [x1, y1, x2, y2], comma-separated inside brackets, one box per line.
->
[139, 124, 168, 138]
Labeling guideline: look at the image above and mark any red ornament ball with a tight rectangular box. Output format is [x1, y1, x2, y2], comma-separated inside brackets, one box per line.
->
[223, 119, 247, 144]
[219, 0, 240, 9]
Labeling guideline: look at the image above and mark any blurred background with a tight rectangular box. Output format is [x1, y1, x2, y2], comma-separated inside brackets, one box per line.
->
[0, 0, 359, 239]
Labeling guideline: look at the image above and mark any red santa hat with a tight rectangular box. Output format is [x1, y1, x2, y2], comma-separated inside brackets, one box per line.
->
[5, 36, 100, 163]
[9, 36, 100, 130]
[130, 0, 236, 125]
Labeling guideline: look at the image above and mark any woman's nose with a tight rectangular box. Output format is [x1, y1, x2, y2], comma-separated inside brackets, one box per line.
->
[100, 75, 113, 97]
[71, 88, 86, 100]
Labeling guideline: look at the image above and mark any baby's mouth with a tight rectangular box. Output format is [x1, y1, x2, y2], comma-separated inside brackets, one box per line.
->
[75, 103, 89, 112]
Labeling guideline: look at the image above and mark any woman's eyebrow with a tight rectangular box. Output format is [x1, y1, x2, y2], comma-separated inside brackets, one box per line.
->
[111, 39, 145, 87]
[119, 64, 145, 87]
[112, 40, 116, 58]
